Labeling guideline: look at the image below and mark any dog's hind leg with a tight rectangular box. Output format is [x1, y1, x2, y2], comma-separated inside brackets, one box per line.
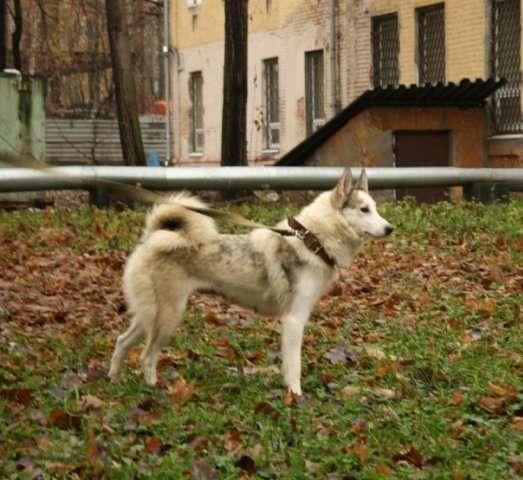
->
[141, 290, 189, 386]
[109, 311, 148, 381]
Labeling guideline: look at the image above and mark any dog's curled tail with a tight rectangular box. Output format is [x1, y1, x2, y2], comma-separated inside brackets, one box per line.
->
[141, 192, 217, 247]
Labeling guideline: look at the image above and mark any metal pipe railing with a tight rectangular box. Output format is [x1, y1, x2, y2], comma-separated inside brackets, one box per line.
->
[1, 166, 523, 192]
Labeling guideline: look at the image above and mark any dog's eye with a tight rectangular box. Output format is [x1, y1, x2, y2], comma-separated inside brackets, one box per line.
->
[360, 207, 370, 213]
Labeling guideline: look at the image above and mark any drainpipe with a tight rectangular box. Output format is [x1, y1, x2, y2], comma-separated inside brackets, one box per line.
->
[163, 0, 171, 165]
[173, 0, 182, 164]
[329, 0, 340, 115]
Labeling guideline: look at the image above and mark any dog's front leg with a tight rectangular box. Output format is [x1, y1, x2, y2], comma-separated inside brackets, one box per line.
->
[281, 310, 310, 396]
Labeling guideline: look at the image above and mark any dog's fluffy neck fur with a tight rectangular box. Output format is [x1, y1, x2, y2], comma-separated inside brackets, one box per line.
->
[294, 191, 364, 268]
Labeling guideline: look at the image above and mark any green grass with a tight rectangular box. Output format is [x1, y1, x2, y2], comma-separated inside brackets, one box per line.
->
[0, 197, 522, 479]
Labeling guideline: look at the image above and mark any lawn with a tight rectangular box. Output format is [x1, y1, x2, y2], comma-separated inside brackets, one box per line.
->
[0, 196, 522, 479]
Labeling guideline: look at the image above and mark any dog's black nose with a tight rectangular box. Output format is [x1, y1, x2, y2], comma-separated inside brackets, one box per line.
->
[384, 225, 394, 236]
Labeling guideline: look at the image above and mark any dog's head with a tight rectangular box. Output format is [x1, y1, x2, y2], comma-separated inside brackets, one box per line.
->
[331, 168, 393, 239]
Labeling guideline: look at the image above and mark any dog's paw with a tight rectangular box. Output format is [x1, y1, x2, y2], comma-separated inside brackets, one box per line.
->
[108, 367, 120, 382]
[144, 371, 158, 386]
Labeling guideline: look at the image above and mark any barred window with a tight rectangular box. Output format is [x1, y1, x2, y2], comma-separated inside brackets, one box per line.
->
[263, 58, 279, 149]
[417, 4, 445, 85]
[372, 14, 400, 88]
[189, 71, 204, 153]
[305, 50, 325, 136]
[492, 0, 522, 133]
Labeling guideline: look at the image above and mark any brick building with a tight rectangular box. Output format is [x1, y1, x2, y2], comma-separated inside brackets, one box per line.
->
[170, 0, 371, 165]
[170, 0, 522, 166]
[368, 0, 523, 166]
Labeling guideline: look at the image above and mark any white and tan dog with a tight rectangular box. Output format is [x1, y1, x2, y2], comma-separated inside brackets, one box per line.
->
[109, 169, 393, 395]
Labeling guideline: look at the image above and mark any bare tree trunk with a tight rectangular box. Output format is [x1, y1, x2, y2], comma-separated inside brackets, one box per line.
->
[221, 0, 248, 166]
[105, 0, 146, 166]
[12, 0, 23, 71]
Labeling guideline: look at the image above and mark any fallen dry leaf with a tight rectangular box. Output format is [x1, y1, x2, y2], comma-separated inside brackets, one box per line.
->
[323, 346, 357, 365]
[488, 382, 510, 397]
[283, 390, 297, 406]
[235, 455, 256, 474]
[87, 427, 101, 474]
[224, 431, 242, 454]
[374, 387, 396, 400]
[511, 417, 523, 432]
[341, 385, 361, 398]
[375, 464, 394, 476]
[78, 394, 104, 411]
[477, 395, 514, 415]
[243, 364, 279, 376]
[190, 460, 218, 480]
[364, 347, 386, 359]
[448, 391, 464, 406]
[392, 445, 424, 467]
[169, 377, 196, 405]
[345, 441, 367, 464]
[48, 409, 82, 430]
[144, 436, 163, 455]
[0, 388, 34, 407]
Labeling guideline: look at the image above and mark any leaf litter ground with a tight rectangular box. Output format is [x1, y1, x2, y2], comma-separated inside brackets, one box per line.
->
[0, 198, 522, 479]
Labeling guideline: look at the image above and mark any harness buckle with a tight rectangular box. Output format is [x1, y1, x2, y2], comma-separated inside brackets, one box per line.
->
[294, 229, 306, 240]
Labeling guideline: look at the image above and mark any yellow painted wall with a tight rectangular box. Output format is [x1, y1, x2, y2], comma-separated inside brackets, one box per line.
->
[171, 0, 325, 49]
[370, 0, 488, 84]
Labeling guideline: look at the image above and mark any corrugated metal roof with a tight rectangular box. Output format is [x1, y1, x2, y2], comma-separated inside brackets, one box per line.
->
[276, 78, 505, 166]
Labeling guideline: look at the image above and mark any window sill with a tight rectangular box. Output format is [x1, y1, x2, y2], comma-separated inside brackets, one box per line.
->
[189, 152, 204, 158]
[488, 134, 523, 140]
[261, 149, 280, 156]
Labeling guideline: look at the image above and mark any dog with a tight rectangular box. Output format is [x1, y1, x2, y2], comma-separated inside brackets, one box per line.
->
[109, 168, 393, 395]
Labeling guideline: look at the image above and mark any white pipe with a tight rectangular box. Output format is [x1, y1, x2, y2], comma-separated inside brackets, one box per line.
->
[163, 0, 171, 165]
[1, 167, 523, 192]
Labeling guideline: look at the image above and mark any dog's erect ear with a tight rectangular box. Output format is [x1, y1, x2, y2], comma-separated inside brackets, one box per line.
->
[331, 168, 353, 208]
[355, 169, 369, 193]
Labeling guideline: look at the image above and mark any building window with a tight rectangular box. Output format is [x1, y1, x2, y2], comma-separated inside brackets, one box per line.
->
[263, 58, 279, 150]
[189, 71, 204, 154]
[417, 4, 445, 85]
[305, 50, 325, 136]
[372, 14, 400, 88]
[492, 0, 522, 133]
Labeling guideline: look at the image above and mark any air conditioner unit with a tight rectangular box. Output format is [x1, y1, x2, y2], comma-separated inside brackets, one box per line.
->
[187, 0, 202, 8]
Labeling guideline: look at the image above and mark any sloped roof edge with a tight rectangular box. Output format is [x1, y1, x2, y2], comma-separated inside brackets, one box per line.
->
[275, 78, 506, 166]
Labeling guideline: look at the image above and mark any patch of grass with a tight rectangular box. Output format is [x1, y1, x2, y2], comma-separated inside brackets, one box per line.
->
[0, 197, 522, 479]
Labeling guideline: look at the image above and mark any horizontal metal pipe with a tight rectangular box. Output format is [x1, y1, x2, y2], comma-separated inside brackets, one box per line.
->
[1, 166, 523, 193]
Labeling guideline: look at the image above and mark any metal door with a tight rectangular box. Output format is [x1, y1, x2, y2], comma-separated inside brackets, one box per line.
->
[394, 131, 450, 202]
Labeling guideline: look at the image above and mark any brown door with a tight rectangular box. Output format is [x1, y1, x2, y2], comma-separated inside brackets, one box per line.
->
[394, 131, 450, 202]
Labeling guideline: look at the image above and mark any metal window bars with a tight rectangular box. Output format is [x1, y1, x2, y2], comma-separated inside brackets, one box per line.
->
[417, 4, 446, 85]
[492, 0, 522, 134]
[372, 14, 400, 88]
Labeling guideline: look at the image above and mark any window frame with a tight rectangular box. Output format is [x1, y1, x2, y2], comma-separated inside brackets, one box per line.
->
[305, 50, 326, 137]
[189, 71, 204, 155]
[262, 57, 280, 151]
